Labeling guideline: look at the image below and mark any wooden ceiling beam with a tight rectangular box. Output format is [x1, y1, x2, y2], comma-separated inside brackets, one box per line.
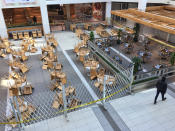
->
[129, 8, 175, 25]
[111, 10, 175, 35]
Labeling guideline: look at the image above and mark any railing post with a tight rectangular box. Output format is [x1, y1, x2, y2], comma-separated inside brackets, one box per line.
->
[14, 96, 25, 130]
[62, 84, 68, 121]
[9, 97, 20, 129]
[102, 76, 107, 109]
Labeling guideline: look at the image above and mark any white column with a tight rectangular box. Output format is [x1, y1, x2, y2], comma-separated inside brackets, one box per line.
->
[105, 2, 112, 24]
[66, 5, 70, 20]
[138, 0, 148, 12]
[39, 0, 50, 34]
[0, 8, 8, 38]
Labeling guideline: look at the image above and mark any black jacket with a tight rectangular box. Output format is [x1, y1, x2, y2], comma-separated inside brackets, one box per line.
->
[156, 80, 167, 93]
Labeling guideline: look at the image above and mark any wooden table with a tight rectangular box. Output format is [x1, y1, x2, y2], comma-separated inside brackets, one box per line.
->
[50, 71, 67, 84]
[84, 60, 99, 70]
[41, 46, 53, 54]
[77, 47, 90, 56]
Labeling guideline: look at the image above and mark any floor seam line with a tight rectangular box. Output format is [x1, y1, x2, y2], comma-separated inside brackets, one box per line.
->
[58, 47, 99, 101]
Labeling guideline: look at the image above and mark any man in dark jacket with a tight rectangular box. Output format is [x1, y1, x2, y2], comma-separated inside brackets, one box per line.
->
[33, 16, 37, 25]
[154, 76, 167, 104]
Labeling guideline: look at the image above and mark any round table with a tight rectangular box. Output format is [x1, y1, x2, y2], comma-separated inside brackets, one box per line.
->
[77, 47, 90, 56]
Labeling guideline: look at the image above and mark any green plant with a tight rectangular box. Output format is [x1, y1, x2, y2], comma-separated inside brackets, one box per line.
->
[170, 52, 175, 66]
[89, 31, 94, 42]
[117, 29, 122, 44]
[132, 57, 142, 74]
[133, 23, 140, 42]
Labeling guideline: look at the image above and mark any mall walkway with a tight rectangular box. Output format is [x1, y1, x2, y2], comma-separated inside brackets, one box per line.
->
[24, 85, 175, 131]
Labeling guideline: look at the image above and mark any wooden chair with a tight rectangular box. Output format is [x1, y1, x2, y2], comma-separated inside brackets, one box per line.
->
[12, 32, 18, 40]
[30, 47, 38, 53]
[9, 88, 20, 96]
[22, 85, 33, 95]
[21, 54, 28, 62]
[18, 32, 23, 39]
[47, 61, 54, 69]
[61, 77, 67, 85]
[79, 55, 84, 62]
[55, 63, 62, 71]
[20, 65, 29, 74]
[24, 32, 29, 38]
[68, 98, 81, 109]
[74, 46, 79, 53]
[90, 67, 97, 80]
[37, 30, 42, 38]
[32, 31, 37, 38]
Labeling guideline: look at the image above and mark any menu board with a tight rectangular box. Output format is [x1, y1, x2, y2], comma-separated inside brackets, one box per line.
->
[5, 0, 36, 3]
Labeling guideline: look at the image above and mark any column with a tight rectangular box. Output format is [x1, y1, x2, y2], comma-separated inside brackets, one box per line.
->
[0, 8, 8, 38]
[105, 2, 112, 24]
[39, 0, 50, 34]
[66, 5, 70, 20]
[138, 0, 148, 12]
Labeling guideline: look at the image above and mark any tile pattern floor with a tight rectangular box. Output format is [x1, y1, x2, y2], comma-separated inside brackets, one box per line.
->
[110, 88, 175, 131]
[0, 58, 9, 131]
[25, 107, 104, 131]
[24, 87, 175, 131]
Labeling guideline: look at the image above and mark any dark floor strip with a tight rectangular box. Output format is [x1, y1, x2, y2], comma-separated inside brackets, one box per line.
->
[98, 104, 121, 131]
[168, 84, 175, 93]
[92, 106, 114, 131]
[167, 89, 175, 99]
[104, 103, 130, 131]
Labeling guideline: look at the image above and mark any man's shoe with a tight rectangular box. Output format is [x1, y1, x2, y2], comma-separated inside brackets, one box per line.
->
[154, 101, 157, 104]
[162, 98, 167, 101]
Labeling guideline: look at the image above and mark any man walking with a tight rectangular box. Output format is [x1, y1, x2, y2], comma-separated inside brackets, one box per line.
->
[32, 16, 37, 25]
[154, 76, 167, 104]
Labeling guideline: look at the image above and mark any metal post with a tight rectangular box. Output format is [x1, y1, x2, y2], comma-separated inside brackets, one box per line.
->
[62, 84, 68, 121]
[9, 97, 20, 129]
[128, 65, 134, 94]
[14, 96, 24, 130]
[102, 76, 107, 107]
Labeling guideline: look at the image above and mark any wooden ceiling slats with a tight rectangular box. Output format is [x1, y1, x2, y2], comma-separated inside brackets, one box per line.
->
[111, 6, 175, 35]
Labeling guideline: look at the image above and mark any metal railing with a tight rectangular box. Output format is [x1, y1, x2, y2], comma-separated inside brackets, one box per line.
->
[88, 40, 134, 83]
[134, 66, 175, 82]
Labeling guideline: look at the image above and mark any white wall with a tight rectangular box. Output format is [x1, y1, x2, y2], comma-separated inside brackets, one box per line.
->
[0, 0, 40, 8]
[111, 0, 169, 4]
[46, 0, 108, 5]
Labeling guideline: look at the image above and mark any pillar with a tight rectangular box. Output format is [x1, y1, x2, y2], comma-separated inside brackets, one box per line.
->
[0, 7, 8, 39]
[105, 2, 112, 24]
[138, 0, 148, 12]
[39, 0, 50, 34]
[66, 5, 70, 20]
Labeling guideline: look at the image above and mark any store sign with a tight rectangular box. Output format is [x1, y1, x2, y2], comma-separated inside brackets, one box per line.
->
[5, 0, 36, 3]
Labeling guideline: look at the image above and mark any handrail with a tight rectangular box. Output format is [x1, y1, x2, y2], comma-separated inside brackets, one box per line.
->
[88, 40, 134, 81]
[134, 66, 175, 82]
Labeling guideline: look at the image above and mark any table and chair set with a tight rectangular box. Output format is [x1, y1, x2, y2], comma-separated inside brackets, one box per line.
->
[7, 37, 39, 96]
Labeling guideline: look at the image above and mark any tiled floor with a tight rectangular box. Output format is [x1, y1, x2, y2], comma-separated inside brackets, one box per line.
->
[3, 31, 175, 131]
[54, 31, 80, 50]
[24, 107, 104, 131]
[24, 87, 175, 131]
[110, 88, 175, 131]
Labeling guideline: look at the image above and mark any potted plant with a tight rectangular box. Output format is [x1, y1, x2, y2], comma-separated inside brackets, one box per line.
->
[117, 29, 122, 44]
[89, 31, 94, 42]
[132, 57, 142, 74]
[133, 23, 140, 42]
[170, 52, 175, 66]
